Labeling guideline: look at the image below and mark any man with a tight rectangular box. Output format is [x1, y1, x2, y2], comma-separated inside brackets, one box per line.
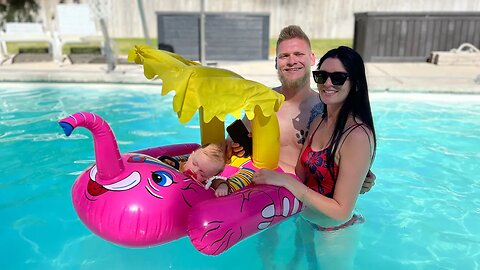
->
[228, 25, 375, 269]
[230, 25, 375, 188]
[229, 25, 321, 173]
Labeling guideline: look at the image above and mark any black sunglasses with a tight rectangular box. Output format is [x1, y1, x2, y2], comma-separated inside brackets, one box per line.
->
[312, 70, 349, 86]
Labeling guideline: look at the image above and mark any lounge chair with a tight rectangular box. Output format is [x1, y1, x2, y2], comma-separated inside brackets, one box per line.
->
[430, 43, 480, 66]
[0, 22, 60, 63]
[55, 4, 104, 60]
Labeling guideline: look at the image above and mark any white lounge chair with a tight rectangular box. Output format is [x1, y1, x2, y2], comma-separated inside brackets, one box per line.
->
[55, 4, 104, 59]
[0, 22, 60, 63]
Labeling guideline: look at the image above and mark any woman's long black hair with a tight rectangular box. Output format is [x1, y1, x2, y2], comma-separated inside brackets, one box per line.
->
[317, 46, 377, 176]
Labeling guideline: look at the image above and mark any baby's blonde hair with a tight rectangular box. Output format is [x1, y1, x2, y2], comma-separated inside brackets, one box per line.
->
[198, 143, 226, 172]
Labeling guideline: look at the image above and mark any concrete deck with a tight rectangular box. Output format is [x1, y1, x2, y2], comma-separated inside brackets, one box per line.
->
[218, 60, 480, 94]
[0, 58, 479, 93]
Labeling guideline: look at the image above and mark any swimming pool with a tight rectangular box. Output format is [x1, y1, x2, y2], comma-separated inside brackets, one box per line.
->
[1, 84, 479, 269]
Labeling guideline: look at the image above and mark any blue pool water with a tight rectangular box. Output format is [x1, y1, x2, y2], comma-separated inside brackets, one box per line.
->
[1, 84, 479, 270]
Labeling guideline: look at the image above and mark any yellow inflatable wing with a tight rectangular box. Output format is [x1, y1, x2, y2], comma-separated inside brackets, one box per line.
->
[128, 45, 284, 169]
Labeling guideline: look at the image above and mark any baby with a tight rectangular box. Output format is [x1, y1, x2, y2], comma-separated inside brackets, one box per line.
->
[159, 143, 230, 197]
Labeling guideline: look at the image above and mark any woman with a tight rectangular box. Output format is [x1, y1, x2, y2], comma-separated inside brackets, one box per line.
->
[253, 46, 376, 269]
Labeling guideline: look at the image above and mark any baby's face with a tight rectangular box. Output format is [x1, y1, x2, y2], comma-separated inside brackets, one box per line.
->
[183, 150, 222, 182]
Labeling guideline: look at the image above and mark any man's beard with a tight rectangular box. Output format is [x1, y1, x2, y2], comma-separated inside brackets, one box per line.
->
[278, 66, 310, 90]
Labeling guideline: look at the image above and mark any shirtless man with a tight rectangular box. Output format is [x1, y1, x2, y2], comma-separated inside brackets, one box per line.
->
[231, 25, 375, 188]
[229, 25, 321, 174]
[228, 25, 375, 269]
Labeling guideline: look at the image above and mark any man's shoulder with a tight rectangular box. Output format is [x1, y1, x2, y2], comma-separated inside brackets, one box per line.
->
[303, 89, 323, 111]
[310, 100, 324, 111]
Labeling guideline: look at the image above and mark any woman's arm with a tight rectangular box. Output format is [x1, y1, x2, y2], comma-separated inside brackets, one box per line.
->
[254, 126, 373, 221]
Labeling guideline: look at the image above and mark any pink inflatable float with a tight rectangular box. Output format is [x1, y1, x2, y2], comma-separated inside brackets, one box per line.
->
[59, 46, 304, 255]
[60, 112, 302, 255]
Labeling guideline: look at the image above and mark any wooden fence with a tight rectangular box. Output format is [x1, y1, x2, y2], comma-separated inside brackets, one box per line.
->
[354, 12, 480, 62]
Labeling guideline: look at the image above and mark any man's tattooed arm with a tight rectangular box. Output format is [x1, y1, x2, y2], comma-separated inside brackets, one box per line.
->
[307, 102, 324, 130]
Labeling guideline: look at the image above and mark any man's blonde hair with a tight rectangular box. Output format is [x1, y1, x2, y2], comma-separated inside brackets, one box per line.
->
[276, 25, 312, 54]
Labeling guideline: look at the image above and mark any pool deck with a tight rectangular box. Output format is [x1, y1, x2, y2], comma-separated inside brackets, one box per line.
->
[0, 58, 479, 94]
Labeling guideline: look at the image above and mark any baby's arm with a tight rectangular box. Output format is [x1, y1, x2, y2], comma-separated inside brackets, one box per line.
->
[214, 182, 229, 197]
[209, 178, 229, 197]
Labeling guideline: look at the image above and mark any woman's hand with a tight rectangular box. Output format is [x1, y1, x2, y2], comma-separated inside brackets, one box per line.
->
[253, 169, 308, 203]
[252, 169, 289, 186]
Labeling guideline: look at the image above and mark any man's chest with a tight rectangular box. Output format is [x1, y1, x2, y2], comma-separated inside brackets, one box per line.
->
[277, 107, 310, 146]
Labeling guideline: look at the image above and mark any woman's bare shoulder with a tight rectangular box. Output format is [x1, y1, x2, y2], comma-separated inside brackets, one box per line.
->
[341, 122, 374, 157]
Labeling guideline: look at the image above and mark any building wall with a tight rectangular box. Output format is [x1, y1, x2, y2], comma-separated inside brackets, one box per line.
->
[107, 0, 480, 39]
[34, 0, 480, 39]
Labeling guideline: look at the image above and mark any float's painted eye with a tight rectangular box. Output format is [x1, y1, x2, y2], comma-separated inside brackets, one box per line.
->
[152, 171, 174, 187]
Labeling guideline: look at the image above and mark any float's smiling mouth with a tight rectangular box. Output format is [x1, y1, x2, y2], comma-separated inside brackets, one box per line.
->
[87, 165, 141, 196]
[87, 179, 108, 196]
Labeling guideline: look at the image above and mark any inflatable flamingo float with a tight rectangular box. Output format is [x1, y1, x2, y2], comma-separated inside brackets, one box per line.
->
[59, 46, 304, 255]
